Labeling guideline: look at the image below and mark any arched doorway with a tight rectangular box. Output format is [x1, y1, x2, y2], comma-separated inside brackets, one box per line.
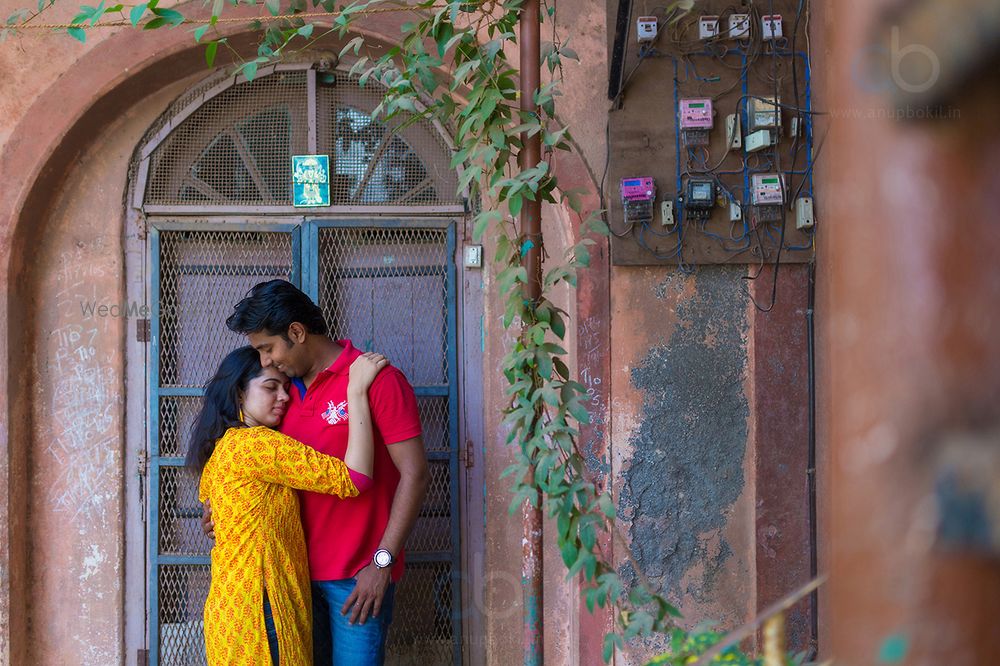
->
[128, 62, 471, 665]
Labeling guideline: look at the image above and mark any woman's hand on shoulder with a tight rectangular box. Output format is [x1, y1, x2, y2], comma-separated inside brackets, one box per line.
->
[348, 352, 389, 395]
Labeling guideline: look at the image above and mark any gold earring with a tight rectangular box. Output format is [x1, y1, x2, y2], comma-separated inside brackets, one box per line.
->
[238, 408, 245, 423]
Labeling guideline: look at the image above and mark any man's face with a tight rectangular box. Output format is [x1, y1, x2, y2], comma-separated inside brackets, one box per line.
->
[247, 330, 307, 378]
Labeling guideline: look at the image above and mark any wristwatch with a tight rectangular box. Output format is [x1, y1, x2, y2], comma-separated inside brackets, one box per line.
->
[373, 548, 395, 569]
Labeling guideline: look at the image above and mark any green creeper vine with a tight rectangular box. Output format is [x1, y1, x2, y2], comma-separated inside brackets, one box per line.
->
[4, 1, 810, 663]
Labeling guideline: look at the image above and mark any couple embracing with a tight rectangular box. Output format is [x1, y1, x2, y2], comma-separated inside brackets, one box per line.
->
[187, 279, 429, 665]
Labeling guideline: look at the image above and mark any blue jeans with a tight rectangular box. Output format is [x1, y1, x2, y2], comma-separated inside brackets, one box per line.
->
[263, 589, 279, 666]
[312, 579, 396, 666]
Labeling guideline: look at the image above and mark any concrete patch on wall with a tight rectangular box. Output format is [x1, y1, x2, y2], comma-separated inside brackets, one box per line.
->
[619, 266, 750, 602]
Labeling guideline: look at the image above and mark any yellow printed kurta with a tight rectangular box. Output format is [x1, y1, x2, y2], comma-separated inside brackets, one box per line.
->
[198, 425, 359, 666]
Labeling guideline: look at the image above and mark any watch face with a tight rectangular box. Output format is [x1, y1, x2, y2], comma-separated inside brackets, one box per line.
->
[374, 550, 392, 567]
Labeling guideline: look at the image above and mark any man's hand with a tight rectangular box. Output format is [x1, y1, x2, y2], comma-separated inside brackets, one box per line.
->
[341, 562, 391, 625]
[201, 499, 215, 541]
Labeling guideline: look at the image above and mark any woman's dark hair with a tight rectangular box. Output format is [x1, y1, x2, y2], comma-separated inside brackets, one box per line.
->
[186, 346, 264, 472]
[226, 279, 328, 339]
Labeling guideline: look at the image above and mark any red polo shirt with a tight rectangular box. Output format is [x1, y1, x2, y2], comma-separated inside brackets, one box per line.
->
[280, 340, 422, 581]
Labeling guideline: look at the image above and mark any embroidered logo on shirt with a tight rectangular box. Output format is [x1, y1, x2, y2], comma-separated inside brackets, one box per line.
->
[321, 400, 348, 425]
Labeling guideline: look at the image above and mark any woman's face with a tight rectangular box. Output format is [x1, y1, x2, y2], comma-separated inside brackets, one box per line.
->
[241, 366, 291, 428]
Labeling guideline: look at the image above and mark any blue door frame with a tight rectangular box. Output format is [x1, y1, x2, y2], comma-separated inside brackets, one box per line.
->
[147, 218, 461, 665]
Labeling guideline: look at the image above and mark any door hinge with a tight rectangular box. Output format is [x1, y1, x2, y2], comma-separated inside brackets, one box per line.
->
[463, 438, 475, 469]
[137, 318, 151, 342]
[136, 648, 149, 666]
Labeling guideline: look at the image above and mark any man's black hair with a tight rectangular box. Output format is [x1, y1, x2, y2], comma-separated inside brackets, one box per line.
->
[226, 279, 328, 338]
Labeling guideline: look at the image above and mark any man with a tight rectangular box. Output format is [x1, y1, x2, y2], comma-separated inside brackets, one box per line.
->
[205, 279, 429, 664]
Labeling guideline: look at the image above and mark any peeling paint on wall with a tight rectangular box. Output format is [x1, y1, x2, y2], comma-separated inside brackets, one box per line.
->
[620, 267, 750, 599]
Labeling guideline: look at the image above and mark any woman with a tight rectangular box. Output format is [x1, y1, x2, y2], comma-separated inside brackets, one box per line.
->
[187, 345, 387, 666]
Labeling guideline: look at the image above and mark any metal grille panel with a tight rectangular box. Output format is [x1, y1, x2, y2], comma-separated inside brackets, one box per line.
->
[316, 221, 460, 665]
[386, 561, 456, 666]
[159, 466, 213, 556]
[158, 395, 202, 457]
[405, 461, 452, 553]
[159, 229, 294, 387]
[317, 227, 449, 385]
[417, 397, 449, 453]
[158, 564, 210, 666]
[317, 75, 459, 206]
[147, 71, 308, 205]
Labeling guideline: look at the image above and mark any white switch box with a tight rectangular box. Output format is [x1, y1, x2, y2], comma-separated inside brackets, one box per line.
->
[661, 200, 675, 229]
[728, 13, 750, 39]
[726, 113, 742, 149]
[699, 15, 720, 40]
[762, 14, 783, 40]
[745, 129, 772, 153]
[729, 201, 743, 222]
[795, 196, 814, 229]
[637, 16, 658, 43]
[790, 116, 801, 138]
[464, 245, 483, 268]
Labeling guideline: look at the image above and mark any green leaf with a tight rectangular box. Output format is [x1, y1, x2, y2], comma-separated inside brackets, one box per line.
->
[129, 2, 146, 24]
[602, 632, 622, 662]
[878, 635, 908, 663]
[265, 0, 279, 15]
[297, 22, 313, 37]
[535, 350, 553, 380]
[67, 26, 86, 41]
[473, 210, 500, 243]
[205, 40, 219, 67]
[508, 193, 523, 218]
[89, 0, 106, 24]
[150, 6, 183, 25]
[193, 23, 209, 41]
[243, 59, 259, 81]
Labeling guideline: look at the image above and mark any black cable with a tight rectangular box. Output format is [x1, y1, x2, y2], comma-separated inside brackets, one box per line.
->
[607, 0, 633, 101]
[806, 259, 819, 659]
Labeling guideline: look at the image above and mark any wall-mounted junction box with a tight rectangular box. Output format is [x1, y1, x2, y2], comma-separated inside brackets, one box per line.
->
[728, 13, 750, 39]
[745, 129, 772, 153]
[725, 113, 742, 149]
[661, 199, 675, 229]
[795, 196, 814, 229]
[637, 16, 658, 43]
[699, 15, 720, 40]
[762, 14, 783, 40]
[464, 245, 483, 268]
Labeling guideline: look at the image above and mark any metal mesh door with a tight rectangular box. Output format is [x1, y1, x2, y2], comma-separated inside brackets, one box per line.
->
[313, 221, 460, 665]
[149, 224, 298, 665]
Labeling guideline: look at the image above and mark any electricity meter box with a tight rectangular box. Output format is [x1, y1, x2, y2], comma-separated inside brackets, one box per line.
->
[751, 173, 784, 222]
[685, 178, 716, 220]
[680, 98, 714, 146]
[620, 177, 656, 224]
[748, 96, 782, 136]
